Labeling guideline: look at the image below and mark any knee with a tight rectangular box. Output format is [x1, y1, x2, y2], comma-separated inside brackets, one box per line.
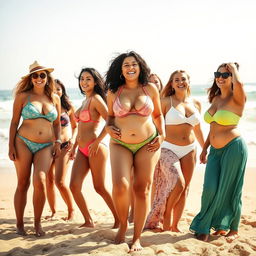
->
[33, 172, 46, 190]
[55, 180, 65, 190]
[113, 181, 129, 196]
[17, 179, 30, 192]
[133, 182, 151, 199]
[69, 182, 79, 194]
[94, 184, 107, 196]
[176, 180, 186, 194]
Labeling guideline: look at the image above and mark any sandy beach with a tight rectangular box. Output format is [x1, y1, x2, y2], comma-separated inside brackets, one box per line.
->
[0, 145, 255, 256]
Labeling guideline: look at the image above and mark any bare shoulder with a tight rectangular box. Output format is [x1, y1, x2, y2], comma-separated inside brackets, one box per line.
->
[52, 93, 60, 104]
[191, 97, 201, 108]
[92, 94, 106, 106]
[161, 96, 170, 105]
[15, 92, 29, 103]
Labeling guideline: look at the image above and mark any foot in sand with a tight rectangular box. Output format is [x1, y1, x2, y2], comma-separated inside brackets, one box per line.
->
[129, 239, 143, 252]
[225, 230, 239, 243]
[195, 233, 209, 242]
[62, 210, 75, 221]
[79, 221, 95, 228]
[114, 221, 128, 244]
[171, 226, 182, 232]
[34, 223, 46, 237]
[16, 226, 27, 236]
[213, 230, 226, 236]
[45, 212, 57, 220]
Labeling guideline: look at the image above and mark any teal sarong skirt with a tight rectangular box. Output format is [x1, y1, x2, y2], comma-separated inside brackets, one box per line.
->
[190, 137, 248, 234]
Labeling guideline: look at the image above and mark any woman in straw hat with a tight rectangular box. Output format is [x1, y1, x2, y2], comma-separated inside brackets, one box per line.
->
[8, 61, 61, 237]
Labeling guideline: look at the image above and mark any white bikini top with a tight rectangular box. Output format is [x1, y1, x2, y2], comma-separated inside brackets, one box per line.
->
[165, 96, 201, 126]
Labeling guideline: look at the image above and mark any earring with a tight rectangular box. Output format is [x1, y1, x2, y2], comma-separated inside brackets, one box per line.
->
[120, 73, 124, 80]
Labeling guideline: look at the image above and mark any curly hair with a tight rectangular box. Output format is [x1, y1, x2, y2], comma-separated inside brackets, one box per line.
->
[14, 71, 55, 101]
[105, 51, 151, 93]
[161, 70, 191, 98]
[78, 67, 107, 101]
[207, 62, 239, 103]
[54, 79, 72, 111]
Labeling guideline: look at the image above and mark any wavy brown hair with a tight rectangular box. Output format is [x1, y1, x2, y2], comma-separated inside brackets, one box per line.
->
[161, 70, 191, 98]
[55, 79, 72, 111]
[207, 62, 239, 103]
[14, 71, 55, 102]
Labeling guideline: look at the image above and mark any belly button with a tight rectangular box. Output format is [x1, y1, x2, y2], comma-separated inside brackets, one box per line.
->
[39, 131, 42, 135]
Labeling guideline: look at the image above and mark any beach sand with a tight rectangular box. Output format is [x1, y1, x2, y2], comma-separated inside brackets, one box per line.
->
[0, 145, 255, 256]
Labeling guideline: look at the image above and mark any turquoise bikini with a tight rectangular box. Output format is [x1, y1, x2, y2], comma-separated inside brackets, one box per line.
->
[18, 96, 58, 153]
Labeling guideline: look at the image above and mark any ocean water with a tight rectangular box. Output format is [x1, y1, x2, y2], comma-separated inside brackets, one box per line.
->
[1, 84, 256, 166]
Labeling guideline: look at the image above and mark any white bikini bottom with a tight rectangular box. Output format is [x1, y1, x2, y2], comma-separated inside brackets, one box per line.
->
[161, 141, 196, 159]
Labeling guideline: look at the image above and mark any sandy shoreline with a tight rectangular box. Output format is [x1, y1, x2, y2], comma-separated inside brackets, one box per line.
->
[0, 145, 255, 256]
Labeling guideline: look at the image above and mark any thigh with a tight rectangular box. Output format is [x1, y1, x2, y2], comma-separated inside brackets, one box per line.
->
[54, 150, 70, 182]
[179, 149, 197, 186]
[14, 135, 33, 182]
[133, 144, 161, 187]
[70, 150, 90, 185]
[89, 144, 108, 187]
[109, 142, 133, 186]
[33, 145, 54, 175]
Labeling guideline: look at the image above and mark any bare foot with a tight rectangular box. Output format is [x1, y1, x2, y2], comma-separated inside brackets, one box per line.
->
[162, 226, 172, 231]
[45, 212, 56, 220]
[212, 230, 226, 236]
[114, 222, 128, 244]
[171, 226, 182, 232]
[195, 233, 209, 242]
[16, 226, 27, 236]
[225, 230, 239, 243]
[129, 239, 143, 252]
[62, 210, 75, 221]
[79, 221, 95, 228]
[34, 223, 45, 237]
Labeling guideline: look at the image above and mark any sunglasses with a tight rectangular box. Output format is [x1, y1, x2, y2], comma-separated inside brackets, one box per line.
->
[31, 73, 47, 79]
[214, 72, 232, 79]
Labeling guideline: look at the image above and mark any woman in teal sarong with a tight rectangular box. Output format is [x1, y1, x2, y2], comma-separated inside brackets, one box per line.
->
[190, 62, 248, 242]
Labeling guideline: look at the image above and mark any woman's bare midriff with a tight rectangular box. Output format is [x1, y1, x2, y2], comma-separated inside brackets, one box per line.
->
[76, 122, 100, 148]
[165, 124, 196, 146]
[18, 119, 54, 143]
[114, 115, 156, 143]
[60, 125, 73, 142]
[209, 123, 240, 148]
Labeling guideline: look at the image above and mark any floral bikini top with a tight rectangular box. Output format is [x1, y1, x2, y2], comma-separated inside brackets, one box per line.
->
[113, 86, 154, 117]
[21, 96, 57, 122]
[75, 98, 99, 123]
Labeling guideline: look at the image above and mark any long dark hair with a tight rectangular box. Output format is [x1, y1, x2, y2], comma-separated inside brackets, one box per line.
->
[105, 51, 151, 93]
[54, 79, 72, 111]
[208, 62, 239, 103]
[78, 67, 107, 101]
[161, 70, 191, 98]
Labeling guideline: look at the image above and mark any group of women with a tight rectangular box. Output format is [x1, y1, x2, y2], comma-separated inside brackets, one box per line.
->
[8, 52, 247, 251]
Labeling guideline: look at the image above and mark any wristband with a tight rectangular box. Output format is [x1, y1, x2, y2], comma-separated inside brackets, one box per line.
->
[55, 139, 62, 144]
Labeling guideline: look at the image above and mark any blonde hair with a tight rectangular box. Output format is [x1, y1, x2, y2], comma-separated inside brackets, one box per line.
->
[161, 70, 191, 98]
[14, 71, 55, 101]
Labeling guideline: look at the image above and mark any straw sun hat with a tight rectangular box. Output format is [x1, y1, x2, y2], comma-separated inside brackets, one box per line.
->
[22, 61, 54, 79]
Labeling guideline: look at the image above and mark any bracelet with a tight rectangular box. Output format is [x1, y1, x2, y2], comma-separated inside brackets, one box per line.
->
[55, 139, 62, 144]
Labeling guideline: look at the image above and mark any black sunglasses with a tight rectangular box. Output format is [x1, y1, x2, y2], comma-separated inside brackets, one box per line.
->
[31, 73, 47, 79]
[214, 72, 232, 79]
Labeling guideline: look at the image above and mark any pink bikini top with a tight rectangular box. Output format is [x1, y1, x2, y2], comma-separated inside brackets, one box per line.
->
[113, 86, 154, 118]
[75, 98, 99, 123]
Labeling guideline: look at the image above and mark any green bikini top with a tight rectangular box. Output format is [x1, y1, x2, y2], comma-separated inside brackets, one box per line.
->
[204, 110, 240, 126]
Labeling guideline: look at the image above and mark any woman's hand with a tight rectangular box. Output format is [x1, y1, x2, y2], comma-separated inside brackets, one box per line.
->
[8, 145, 17, 161]
[106, 125, 121, 139]
[64, 140, 74, 152]
[226, 63, 238, 73]
[88, 140, 100, 157]
[69, 146, 77, 160]
[200, 149, 208, 164]
[52, 142, 61, 158]
[147, 135, 163, 152]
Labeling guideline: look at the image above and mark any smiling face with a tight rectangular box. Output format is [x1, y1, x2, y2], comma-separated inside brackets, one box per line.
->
[171, 72, 190, 94]
[79, 71, 96, 94]
[215, 66, 232, 90]
[31, 71, 48, 88]
[121, 56, 140, 81]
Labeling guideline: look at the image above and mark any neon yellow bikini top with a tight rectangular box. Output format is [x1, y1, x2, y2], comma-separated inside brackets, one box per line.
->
[204, 110, 240, 126]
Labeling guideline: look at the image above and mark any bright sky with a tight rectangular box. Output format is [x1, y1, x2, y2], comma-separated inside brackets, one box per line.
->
[0, 0, 255, 90]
